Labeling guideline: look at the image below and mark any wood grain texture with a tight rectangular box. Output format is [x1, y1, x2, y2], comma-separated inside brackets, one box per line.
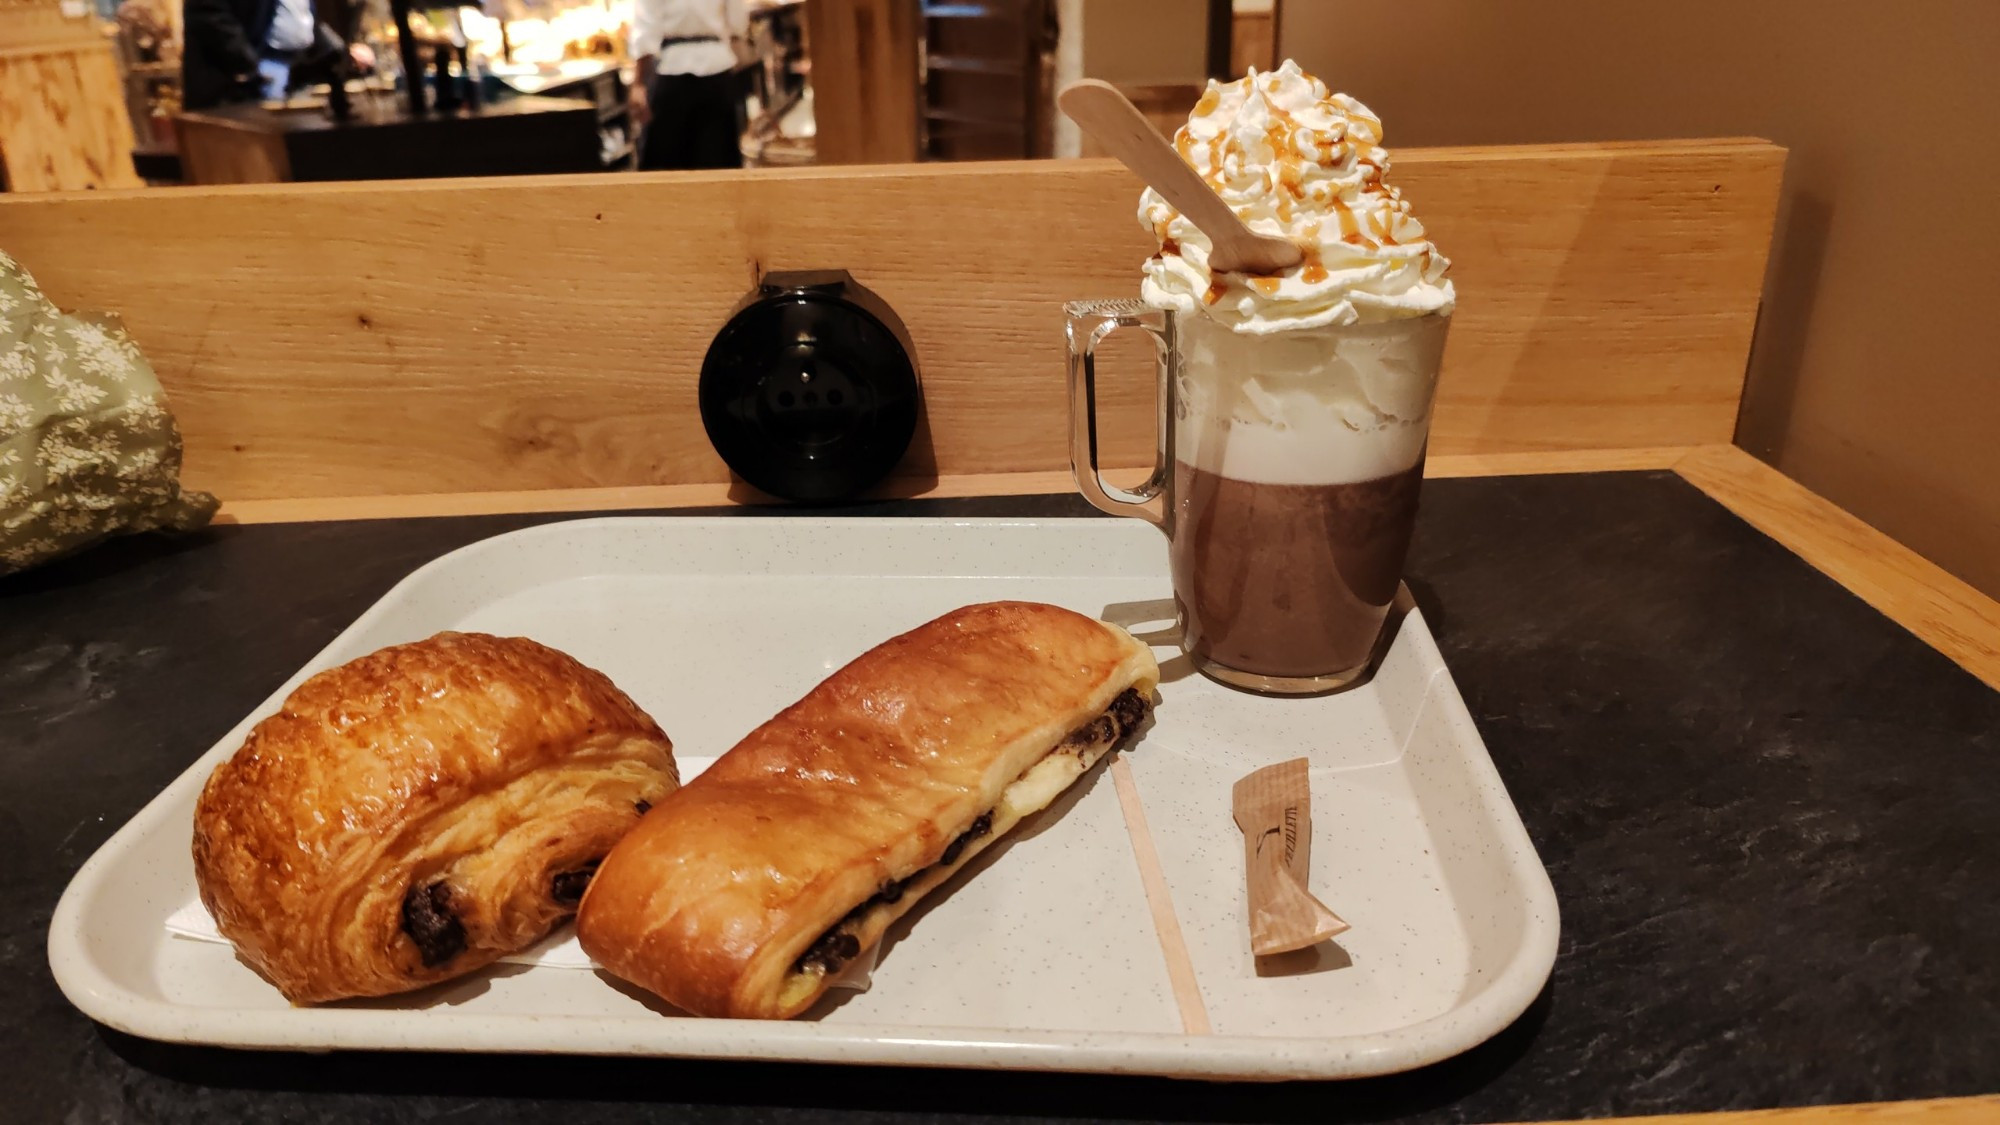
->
[1078, 83, 1201, 158]
[804, 0, 918, 163]
[1058, 78, 1302, 273]
[0, 140, 1781, 500]
[1229, 9, 1275, 75]
[174, 115, 292, 185]
[0, 0, 114, 57]
[213, 447, 1695, 524]
[1676, 445, 2000, 692]
[1542, 1095, 2000, 1124]
[0, 33, 143, 192]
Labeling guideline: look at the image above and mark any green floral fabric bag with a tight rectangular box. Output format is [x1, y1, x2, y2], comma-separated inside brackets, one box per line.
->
[0, 251, 218, 577]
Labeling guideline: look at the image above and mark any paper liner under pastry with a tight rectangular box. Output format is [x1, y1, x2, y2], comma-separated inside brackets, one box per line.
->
[164, 898, 876, 991]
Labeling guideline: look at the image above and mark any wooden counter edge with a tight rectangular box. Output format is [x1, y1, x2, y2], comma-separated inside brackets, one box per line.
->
[211, 447, 1694, 524]
[1525, 1095, 2000, 1124]
[1674, 445, 2000, 692]
[3, 138, 1783, 204]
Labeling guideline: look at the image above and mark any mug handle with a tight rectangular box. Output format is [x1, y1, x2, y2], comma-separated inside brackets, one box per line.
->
[1065, 298, 1170, 528]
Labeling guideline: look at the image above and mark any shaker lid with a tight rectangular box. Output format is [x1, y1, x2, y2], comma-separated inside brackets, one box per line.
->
[699, 271, 920, 504]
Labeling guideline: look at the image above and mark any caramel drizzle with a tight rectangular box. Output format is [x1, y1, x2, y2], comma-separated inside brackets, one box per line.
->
[1164, 67, 1432, 287]
[1299, 221, 1328, 284]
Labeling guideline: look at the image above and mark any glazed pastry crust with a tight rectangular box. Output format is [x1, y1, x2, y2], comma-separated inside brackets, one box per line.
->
[576, 601, 1158, 1019]
[192, 632, 678, 1004]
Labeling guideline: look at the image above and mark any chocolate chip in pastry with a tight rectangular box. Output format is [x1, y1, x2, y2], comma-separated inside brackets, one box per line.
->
[576, 601, 1158, 1019]
[192, 632, 679, 1003]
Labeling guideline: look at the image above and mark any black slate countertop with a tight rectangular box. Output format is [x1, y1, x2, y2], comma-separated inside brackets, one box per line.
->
[4, 471, 1996, 1124]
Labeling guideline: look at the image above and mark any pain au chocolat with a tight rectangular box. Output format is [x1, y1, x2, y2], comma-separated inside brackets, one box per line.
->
[576, 601, 1159, 1019]
[192, 632, 679, 1003]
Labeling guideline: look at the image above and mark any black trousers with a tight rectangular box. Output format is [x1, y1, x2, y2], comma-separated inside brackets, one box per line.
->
[638, 70, 743, 171]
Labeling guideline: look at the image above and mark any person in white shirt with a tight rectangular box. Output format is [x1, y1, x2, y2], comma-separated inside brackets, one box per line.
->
[628, 0, 749, 169]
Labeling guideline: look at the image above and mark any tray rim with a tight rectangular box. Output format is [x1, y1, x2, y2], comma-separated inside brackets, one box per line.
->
[47, 514, 1561, 1082]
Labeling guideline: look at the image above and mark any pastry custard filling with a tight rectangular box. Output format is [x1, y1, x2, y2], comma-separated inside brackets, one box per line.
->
[785, 688, 1151, 992]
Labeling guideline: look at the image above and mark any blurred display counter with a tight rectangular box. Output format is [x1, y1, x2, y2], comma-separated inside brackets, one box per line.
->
[174, 94, 602, 184]
[487, 60, 635, 169]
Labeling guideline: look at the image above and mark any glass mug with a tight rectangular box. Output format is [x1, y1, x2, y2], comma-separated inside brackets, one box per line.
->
[1065, 299, 1450, 694]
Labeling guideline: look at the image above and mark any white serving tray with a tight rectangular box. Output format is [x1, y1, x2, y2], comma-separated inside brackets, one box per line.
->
[48, 517, 1558, 1081]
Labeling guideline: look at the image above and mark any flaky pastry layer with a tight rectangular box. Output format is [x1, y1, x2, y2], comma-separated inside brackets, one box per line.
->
[192, 632, 679, 1003]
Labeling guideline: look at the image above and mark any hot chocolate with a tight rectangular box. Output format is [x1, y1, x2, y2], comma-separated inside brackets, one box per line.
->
[1158, 306, 1442, 687]
[1171, 459, 1423, 680]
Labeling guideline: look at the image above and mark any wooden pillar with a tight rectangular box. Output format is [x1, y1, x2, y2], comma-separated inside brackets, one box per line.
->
[0, 0, 143, 192]
[1230, 2, 1278, 75]
[1204, 0, 1230, 80]
[805, 0, 919, 164]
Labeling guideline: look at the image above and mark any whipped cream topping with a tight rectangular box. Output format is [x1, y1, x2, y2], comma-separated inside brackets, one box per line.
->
[1140, 60, 1454, 333]
[1174, 310, 1446, 484]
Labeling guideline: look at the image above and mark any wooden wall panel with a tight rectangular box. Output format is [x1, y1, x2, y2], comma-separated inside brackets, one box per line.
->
[0, 140, 1781, 501]
[1230, 9, 1275, 75]
[804, 0, 918, 164]
[173, 116, 291, 185]
[0, 26, 143, 193]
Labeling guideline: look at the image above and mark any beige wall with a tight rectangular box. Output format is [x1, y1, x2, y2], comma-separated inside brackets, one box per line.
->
[1283, 1, 2000, 597]
[1080, 0, 1208, 86]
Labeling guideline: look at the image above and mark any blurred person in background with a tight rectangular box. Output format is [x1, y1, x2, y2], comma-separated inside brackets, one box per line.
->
[628, 0, 748, 170]
[181, 0, 373, 109]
